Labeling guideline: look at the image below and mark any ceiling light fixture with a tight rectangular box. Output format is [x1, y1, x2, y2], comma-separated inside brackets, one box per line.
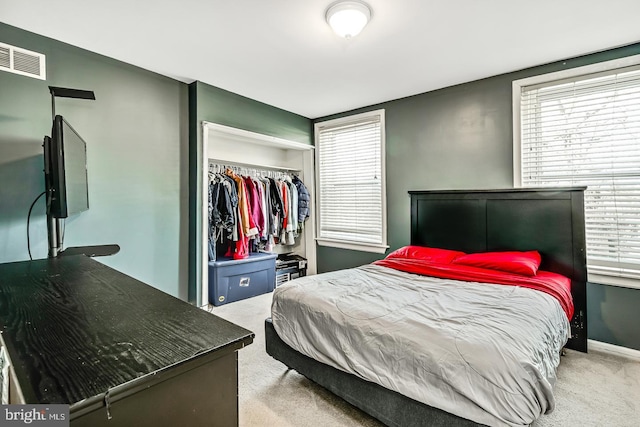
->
[326, 1, 372, 39]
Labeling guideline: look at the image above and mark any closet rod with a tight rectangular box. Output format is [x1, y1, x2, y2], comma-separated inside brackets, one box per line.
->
[208, 158, 301, 173]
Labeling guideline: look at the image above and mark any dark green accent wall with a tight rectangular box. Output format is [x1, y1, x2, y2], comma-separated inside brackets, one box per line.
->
[191, 82, 312, 144]
[188, 82, 312, 303]
[315, 43, 640, 351]
[0, 23, 189, 298]
[587, 283, 640, 349]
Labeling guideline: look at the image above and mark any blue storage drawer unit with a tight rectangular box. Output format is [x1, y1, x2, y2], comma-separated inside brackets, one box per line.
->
[208, 252, 277, 306]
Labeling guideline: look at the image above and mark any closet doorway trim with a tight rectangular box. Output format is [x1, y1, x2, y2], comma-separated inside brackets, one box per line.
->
[203, 122, 314, 151]
[199, 122, 315, 307]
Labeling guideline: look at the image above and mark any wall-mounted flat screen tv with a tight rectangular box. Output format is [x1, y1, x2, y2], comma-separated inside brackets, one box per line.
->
[45, 115, 89, 218]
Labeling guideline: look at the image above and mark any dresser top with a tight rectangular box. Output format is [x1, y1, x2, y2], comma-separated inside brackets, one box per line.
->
[0, 255, 253, 406]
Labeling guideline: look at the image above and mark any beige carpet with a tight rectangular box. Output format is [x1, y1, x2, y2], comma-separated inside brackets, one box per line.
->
[210, 292, 640, 427]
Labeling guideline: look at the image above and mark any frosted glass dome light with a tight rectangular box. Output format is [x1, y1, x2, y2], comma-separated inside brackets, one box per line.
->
[326, 1, 372, 38]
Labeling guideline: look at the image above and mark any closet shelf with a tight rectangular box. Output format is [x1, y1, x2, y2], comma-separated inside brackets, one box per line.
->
[203, 121, 314, 152]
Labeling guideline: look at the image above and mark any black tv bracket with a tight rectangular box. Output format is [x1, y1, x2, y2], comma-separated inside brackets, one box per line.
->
[58, 244, 121, 258]
[46, 86, 120, 258]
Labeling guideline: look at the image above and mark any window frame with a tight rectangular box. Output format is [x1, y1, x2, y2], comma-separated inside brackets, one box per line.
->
[513, 54, 640, 290]
[314, 109, 388, 254]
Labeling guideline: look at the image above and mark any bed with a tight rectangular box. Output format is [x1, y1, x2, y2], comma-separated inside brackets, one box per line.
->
[265, 188, 587, 427]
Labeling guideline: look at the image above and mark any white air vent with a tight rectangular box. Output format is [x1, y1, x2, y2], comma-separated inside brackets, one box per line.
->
[0, 42, 46, 80]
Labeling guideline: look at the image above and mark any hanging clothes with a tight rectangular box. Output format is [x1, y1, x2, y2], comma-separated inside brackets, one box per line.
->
[225, 170, 251, 259]
[244, 176, 265, 236]
[208, 173, 237, 261]
[293, 175, 310, 230]
[284, 177, 297, 245]
[207, 163, 310, 261]
[279, 180, 288, 242]
[268, 177, 284, 228]
[255, 178, 268, 239]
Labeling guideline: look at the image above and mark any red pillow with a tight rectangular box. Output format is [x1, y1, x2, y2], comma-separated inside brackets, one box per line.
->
[386, 246, 465, 264]
[452, 250, 542, 276]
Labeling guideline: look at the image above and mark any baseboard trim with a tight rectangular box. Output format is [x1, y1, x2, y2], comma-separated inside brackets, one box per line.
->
[588, 339, 640, 361]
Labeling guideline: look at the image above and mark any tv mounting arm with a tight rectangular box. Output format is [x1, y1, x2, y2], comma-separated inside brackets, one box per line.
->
[46, 86, 119, 259]
[49, 86, 95, 121]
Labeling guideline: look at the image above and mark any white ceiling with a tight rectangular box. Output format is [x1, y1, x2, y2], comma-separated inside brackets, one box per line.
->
[1, 0, 639, 118]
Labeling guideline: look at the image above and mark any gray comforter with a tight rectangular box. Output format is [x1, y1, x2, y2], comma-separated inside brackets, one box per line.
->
[271, 264, 570, 427]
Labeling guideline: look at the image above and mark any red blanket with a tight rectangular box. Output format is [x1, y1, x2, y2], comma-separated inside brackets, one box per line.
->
[373, 258, 574, 320]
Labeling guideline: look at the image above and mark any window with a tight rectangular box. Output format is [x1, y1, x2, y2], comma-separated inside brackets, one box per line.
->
[513, 55, 640, 289]
[315, 109, 387, 253]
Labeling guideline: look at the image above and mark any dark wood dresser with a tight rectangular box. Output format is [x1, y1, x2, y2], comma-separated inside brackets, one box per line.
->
[0, 255, 253, 426]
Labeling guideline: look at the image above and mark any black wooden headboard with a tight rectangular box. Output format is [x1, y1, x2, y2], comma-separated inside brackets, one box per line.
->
[409, 188, 588, 352]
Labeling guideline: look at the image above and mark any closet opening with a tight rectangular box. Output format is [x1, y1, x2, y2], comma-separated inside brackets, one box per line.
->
[199, 122, 315, 307]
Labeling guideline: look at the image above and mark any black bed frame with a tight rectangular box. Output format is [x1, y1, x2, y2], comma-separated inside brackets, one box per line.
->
[265, 188, 588, 426]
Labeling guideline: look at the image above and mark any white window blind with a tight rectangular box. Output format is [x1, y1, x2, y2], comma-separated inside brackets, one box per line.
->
[315, 110, 387, 253]
[519, 64, 640, 284]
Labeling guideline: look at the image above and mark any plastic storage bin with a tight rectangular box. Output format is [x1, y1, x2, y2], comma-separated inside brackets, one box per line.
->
[208, 252, 277, 306]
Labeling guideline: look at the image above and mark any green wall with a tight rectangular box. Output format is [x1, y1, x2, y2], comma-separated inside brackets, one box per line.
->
[188, 81, 312, 303]
[314, 43, 640, 351]
[0, 23, 189, 298]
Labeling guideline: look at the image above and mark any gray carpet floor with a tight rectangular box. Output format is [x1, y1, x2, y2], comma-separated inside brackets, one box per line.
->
[210, 292, 640, 427]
